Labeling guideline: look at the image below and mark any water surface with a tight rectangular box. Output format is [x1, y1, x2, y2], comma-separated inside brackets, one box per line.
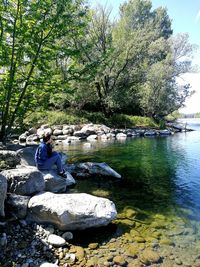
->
[59, 118, 200, 265]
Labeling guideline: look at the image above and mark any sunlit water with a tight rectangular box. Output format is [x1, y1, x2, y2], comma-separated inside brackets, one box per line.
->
[58, 118, 200, 265]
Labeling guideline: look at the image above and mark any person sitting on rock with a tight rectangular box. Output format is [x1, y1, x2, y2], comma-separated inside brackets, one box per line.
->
[35, 133, 67, 178]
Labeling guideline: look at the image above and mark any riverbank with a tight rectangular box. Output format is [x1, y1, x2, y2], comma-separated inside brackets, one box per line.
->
[17, 118, 193, 148]
[0, 119, 198, 267]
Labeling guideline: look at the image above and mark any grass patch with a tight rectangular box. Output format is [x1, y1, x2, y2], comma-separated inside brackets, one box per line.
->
[23, 110, 159, 129]
[107, 114, 158, 128]
[24, 110, 89, 128]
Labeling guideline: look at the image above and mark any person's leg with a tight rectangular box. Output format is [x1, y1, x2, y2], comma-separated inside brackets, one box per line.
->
[51, 152, 67, 178]
[39, 152, 63, 173]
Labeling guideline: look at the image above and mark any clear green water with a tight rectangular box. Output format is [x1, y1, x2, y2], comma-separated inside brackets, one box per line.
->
[59, 119, 200, 265]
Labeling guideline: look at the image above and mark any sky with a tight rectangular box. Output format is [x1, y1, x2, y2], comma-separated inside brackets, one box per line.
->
[89, 0, 200, 114]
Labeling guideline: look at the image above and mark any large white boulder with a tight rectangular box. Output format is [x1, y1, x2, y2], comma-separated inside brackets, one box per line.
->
[0, 174, 7, 216]
[27, 192, 117, 230]
[80, 124, 111, 136]
[2, 167, 45, 196]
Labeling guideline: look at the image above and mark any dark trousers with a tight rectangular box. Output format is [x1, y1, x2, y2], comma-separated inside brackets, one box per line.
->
[37, 152, 63, 173]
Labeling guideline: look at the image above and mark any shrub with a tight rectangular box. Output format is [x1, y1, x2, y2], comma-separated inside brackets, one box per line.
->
[23, 110, 159, 129]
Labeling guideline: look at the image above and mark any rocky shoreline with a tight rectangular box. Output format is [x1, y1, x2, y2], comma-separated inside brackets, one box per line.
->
[0, 146, 121, 266]
[18, 123, 180, 146]
[1, 205, 199, 267]
[0, 123, 196, 267]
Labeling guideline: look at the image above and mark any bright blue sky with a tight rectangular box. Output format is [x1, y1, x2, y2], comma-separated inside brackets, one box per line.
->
[89, 0, 200, 113]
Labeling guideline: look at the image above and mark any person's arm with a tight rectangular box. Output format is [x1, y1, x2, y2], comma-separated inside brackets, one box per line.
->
[47, 144, 53, 157]
[38, 144, 48, 162]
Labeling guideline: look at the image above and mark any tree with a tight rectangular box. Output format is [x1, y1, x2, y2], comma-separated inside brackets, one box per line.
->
[139, 32, 197, 117]
[47, 0, 196, 120]
[65, 4, 116, 115]
[0, 0, 87, 141]
[110, 0, 174, 115]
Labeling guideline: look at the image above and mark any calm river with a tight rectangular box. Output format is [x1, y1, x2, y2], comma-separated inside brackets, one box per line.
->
[60, 118, 200, 266]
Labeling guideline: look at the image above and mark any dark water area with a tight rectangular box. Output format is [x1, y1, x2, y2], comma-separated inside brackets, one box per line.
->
[59, 119, 200, 265]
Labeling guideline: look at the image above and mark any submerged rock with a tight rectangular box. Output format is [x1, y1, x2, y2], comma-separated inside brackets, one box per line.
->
[140, 248, 161, 265]
[27, 192, 117, 230]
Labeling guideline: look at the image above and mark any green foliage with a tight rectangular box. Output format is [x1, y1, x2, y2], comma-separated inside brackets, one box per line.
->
[165, 111, 182, 122]
[0, 0, 196, 141]
[107, 115, 158, 128]
[66, 0, 194, 118]
[0, 160, 8, 171]
[0, 0, 89, 141]
[78, 111, 108, 125]
[24, 110, 89, 128]
[47, 111, 88, 126]
[24, 110, 158, 129]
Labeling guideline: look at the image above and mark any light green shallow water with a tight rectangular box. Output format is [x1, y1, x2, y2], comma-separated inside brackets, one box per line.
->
[59, 119, 200, 266]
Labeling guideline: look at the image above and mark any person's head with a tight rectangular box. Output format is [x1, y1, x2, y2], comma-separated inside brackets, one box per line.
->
[42, 133, 52, 143]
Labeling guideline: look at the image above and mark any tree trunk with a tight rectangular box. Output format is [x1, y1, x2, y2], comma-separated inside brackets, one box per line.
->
[0, 0, 20, 143]
[95, 82, 107, 115]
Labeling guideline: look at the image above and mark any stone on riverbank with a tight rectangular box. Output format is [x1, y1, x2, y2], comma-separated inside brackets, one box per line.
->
[6, 193, 30, 219]
[1, 167, 45, 196]
[0, 174, 7, 216]
[43, 170, 76, 193]
[40, 263, 59, 267]
[0, 150, 21, 169]
[159, 129, 172, 136]
[66, 162, 121, 179]
[144, 130, 157, 136]
[17, 146, 37, 166]
[47, 234, 66, 247]
[27, 192, 117, 230]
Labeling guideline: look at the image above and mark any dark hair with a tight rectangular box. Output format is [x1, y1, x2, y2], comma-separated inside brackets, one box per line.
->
[43, 133, 51, 143]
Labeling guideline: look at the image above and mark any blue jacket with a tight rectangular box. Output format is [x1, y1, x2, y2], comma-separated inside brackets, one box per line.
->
[35, 142, 52, 166]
